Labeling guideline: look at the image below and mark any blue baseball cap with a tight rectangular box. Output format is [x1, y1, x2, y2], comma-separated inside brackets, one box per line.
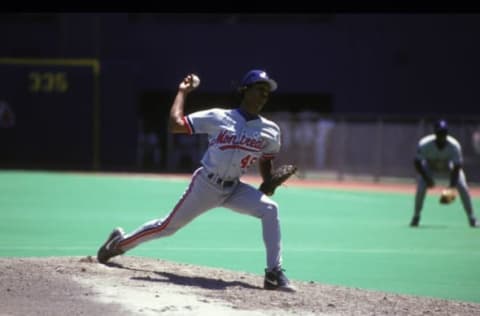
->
[240, 69, 278, 91]
[434, 119, 448, 133]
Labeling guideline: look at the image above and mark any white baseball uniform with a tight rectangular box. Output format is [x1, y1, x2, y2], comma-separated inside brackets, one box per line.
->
[117, 107, 284, 270]
[414, 134, 475, 218]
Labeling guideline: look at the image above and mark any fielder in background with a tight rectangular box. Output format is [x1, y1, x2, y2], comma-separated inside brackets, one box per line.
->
[410, 119, 479, 228]
[97, 69, 297, 292]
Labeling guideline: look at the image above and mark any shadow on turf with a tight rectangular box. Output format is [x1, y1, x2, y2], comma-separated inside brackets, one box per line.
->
[104, 261, 261, 290]
[409, 224, 451, 229]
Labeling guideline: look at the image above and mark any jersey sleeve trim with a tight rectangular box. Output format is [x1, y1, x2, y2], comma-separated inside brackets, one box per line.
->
[183, 116, 194, 134]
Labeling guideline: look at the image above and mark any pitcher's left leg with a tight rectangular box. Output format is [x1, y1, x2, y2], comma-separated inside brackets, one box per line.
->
[224, 182, 296, 291]
[223, 182, 281, 270]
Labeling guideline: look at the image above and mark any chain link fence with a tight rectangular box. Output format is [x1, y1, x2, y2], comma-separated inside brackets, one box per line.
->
[266, 113, 480, 185]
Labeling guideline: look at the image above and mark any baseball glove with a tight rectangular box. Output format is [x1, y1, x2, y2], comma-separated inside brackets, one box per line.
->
[259, 164, 298, 196]
[439, 188, 456, 204]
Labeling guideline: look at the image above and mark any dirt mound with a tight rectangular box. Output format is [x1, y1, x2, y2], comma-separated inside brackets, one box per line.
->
[1, 256, 479, 316]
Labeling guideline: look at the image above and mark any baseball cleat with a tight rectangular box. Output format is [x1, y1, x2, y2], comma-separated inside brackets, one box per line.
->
[97, 227, 125, 264]
[410, 216, 420, 227]
[469, 217, 479, 228]
[264, 267, 296, 292]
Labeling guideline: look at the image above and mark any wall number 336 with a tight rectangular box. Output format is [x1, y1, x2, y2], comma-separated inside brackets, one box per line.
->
[29, 72, 68, 93]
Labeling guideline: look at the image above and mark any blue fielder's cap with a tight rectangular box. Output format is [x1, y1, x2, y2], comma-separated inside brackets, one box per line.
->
[434, 119, 448, 133]
[241, 69, 278, 91]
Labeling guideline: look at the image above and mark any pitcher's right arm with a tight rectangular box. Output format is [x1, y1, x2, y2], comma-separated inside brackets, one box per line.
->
[169, 74, 198, 134]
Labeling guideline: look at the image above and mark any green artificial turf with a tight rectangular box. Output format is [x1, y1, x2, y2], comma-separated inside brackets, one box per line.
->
[0, 170, 478, 303]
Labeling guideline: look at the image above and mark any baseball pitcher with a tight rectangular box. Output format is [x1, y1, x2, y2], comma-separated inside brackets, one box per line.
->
[97, 69, 297, 292]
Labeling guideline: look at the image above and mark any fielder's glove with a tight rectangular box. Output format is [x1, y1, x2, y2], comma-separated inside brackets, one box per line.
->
[259, 164, 298, 196]
[439, 188, 456, 204]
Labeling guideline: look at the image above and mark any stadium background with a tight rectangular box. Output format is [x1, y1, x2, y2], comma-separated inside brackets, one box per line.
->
[0, 13, 479, 182]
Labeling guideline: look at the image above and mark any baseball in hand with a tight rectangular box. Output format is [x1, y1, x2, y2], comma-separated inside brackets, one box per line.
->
[191, 74, 200, 88]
